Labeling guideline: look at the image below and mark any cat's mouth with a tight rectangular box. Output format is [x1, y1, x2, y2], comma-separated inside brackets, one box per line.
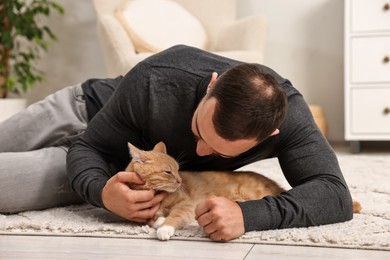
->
[157, 183, 181, 193]
[131, 181, 181, 193]
[159, 186, 179, 193]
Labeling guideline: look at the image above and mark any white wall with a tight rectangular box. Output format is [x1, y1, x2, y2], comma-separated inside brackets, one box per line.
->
[26, 0, 345, 141]
[238, 0, 345, 141]
[24, 0, 106, 105]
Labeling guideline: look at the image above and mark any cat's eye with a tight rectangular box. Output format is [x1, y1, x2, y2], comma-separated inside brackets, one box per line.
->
[165, 171, 173, 176]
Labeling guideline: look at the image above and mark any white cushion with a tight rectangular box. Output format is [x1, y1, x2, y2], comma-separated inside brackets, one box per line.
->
[115, 0, 208, 53]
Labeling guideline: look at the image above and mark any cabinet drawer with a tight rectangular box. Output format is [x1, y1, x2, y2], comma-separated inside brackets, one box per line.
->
[351, 0, 390, 32]
[351, 36, 390, 83]
[351, 88, 390, 134]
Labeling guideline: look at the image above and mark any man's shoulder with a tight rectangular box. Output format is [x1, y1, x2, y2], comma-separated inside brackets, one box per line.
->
[281, 80, 301, 97]
[143, 45, 241, 75]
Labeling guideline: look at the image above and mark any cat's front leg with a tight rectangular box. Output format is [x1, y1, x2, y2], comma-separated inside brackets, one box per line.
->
[157, 225, 176, 241]
[151, 216, 166, 229]
[156, 204, 195, 241]
[147, 210, 165, 228]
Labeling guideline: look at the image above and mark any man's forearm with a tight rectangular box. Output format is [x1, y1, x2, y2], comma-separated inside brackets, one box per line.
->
[66, 141, 111, 208]
[238, 176, 353, 232]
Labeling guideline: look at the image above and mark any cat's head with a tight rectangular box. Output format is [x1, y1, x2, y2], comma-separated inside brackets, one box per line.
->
[126, 142, 181, 193]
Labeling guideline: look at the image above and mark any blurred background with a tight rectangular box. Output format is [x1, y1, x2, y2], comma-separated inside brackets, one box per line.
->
[25, 0, 344, 142]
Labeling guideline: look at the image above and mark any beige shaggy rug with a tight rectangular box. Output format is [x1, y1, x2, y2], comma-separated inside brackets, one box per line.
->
[1, 152, 389, 251]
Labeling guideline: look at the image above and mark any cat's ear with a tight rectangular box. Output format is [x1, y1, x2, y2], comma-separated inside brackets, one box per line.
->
[153, 142, 167, 154]
[128, 143, 145, 163]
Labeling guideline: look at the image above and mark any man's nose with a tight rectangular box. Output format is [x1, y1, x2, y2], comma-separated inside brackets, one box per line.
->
[196, 140, 213, 156]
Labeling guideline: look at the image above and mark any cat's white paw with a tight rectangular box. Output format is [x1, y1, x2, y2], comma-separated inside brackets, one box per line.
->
[157, 225, 175, 241]
[152, 217, 166, 229]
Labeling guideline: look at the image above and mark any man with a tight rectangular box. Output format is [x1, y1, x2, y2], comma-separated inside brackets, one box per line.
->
[67, 45, 353, 241]
[0, 45, 353, 241]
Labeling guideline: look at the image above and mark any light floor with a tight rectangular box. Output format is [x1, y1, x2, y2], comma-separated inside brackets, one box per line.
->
[1, 142, 389, 259]
[0, 235, 389, 260]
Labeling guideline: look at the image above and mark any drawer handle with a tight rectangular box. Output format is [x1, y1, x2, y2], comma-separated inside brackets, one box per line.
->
[384, 56, 390, 63]
[385, 3, 390, 11]
[384, 107, 390, 115]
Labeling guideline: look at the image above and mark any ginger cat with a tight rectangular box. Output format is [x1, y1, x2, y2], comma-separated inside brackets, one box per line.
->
[125, 142, 361, 241]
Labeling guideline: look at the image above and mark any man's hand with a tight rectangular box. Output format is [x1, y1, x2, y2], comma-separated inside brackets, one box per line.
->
[102, 171, 167, 223]
[195, 196, 245, 241]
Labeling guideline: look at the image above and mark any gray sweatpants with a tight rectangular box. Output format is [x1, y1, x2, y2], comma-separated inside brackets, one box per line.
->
[0, 84, 87, 213]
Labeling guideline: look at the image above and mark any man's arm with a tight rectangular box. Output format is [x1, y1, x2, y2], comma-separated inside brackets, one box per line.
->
[238, 94, 353, 231]
[67, 62, 166, 221]
[67, 68, 143, 207]
[195, 94, 353, 240]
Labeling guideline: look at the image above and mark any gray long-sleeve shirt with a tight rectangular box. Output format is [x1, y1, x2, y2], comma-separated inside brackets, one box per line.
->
[67, 45, 353, 232]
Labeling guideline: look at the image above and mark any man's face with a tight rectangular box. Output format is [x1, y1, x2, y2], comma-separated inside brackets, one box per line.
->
[191, 97, 258, 158]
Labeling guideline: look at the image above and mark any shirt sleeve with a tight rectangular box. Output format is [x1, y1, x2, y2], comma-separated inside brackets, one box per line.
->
[238, 94, 353, 231]
[66, 63, 149, 208]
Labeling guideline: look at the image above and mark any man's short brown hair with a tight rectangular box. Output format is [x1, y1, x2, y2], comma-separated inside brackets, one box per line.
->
[207, 63, 288, 142]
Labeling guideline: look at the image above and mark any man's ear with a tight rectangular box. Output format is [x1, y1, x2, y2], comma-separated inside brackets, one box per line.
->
[206, 72, 218, 93]
[270, 129, 280, 136]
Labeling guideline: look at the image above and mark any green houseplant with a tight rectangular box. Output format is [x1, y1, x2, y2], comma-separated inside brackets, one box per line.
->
[0, 0, 64, 99]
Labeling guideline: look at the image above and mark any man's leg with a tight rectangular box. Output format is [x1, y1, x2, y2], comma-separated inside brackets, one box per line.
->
[0, 84, 87, 213]
[0, 83, 88, 152]
[0, 147, 84, 213]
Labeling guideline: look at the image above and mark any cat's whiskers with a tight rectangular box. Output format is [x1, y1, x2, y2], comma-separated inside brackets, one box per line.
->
[175, 150, 191, 168]
[153, 184, 168, 191]
[175, 151, 186, 163]
[177, 181, 187, 194]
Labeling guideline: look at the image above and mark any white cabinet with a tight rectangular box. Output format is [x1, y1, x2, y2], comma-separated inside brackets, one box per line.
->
[344, 0, 390, 153]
